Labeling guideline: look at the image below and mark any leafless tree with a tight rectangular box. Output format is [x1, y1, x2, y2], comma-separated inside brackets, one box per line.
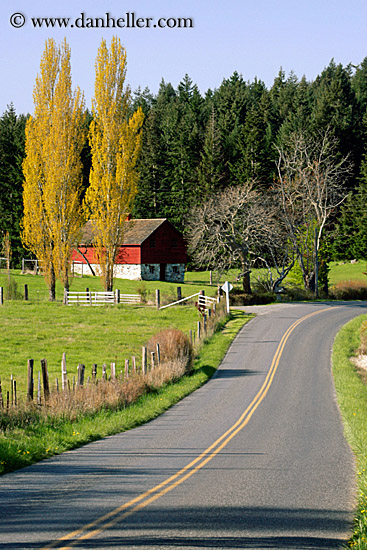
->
[187, 183, 274, 293]
[275, 129, 352, 294]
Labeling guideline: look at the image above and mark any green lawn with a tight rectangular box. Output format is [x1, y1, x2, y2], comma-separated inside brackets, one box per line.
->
[329, 261, 367, 286]
[0, 270, 221, 401]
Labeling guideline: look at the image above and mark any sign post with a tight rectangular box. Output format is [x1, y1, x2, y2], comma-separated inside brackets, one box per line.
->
[221, 281, 233, 314]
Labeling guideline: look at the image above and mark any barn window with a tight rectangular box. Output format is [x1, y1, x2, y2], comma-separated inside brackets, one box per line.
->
[172, 265, 179, 274]
[149, 265, 155, 274]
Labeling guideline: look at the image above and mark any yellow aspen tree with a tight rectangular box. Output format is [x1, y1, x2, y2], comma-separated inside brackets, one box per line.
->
[84, 37, 144, 291]
[22, 38, 86, 300]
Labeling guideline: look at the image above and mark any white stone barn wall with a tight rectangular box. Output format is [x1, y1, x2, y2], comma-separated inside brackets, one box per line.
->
[72, 262, 185, 283]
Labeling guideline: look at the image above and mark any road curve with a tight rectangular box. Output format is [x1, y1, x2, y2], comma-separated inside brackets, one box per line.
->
[1, 301, 366, 550]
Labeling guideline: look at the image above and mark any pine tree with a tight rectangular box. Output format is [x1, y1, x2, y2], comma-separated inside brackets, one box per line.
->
[197, 105, 225, 196]
[0, 104, 27, 266]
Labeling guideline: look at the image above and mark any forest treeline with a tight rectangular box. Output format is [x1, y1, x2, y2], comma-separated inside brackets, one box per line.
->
[2, 57, 367, 267]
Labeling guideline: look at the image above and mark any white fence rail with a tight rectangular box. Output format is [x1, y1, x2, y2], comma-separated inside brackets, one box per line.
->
[65, 290, 140, 306]
[198, 294, 218, 309]
[159, 292, 218, 311]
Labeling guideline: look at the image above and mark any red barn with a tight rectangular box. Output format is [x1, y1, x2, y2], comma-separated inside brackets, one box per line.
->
[71, 218, 187, 282]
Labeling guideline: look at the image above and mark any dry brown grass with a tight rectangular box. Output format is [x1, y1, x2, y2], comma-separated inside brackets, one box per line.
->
[46, 375, 148, 420]
[329, 280, 367, 300]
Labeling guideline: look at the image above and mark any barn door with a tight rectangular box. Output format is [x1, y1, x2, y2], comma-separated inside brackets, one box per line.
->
[160, 264, 166, 281]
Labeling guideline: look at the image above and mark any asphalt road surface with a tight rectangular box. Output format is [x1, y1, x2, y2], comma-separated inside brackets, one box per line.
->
[1, 301, 366, 550]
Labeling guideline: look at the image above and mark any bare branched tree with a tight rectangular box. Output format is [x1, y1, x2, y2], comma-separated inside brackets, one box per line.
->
[187, 183, 273, 293]
[275, 129, 352, 294]
[255, 214, 296, 293]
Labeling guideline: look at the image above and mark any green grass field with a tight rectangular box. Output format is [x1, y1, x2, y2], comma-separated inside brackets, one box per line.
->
[0, 269, 224, 400]
[329, 261, 367, 286]
[332, 315, 367, 548]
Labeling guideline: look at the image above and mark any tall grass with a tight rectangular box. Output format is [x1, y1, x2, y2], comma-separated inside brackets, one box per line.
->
[329, 280, 367, 301]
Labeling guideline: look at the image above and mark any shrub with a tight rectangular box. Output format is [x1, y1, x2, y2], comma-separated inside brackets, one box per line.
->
[229, 288, 276, 305]
[282, 285, 315, 302]
[146, 329, 193, 375]
[4, 274, 21, 300]
[136, 282, 149, 304]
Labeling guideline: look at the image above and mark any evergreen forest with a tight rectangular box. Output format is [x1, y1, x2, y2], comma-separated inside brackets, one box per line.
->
[2, 58, 367, 269]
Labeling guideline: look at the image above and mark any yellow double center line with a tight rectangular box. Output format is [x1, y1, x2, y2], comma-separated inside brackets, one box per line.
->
[42, 307, 333, 549]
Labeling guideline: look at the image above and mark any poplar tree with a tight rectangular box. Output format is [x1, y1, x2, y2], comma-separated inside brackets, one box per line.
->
[85, 37, 144, 291]
[22, 38, 86, 300]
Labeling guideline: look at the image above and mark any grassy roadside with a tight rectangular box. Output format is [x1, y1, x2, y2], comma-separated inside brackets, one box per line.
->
[0, 310, 252, 476]
[332, 314, 367, 549]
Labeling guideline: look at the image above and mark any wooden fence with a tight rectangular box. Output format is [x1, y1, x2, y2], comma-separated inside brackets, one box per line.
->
[0, 302, 221, 410]
[158, 289, 219, 312]
[64, 290, 141, 306]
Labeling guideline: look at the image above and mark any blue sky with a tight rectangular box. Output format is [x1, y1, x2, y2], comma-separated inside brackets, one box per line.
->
[2, 0, 367, 115]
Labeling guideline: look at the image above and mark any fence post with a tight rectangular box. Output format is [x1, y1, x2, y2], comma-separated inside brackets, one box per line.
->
[156, 289, 160, 309]
[37, 371, 41, 405]
[61, 353, 68, 390]
[63, 290, 68, 305]
[132, 356, 136, 374]
[151, 352, 155, 370]
[197, 321, 201, 340]
[102, 364, 107, 381]
[125, 359, 129, 379]
[110, 362, 116, 380]
[92, 364, 97, 380]
[156, 343, 161, 365]
[24, 284, 28, 301]
[77, 364, 85, 387]
[41, 358, 50, 401]
[189, 330, 193, 345]
[142, 347, 147, 375]
[27, 359, 34, 402]
[177, 287, 182, 302]
[115, 289, 120, 304]
[0, 287, 3, 305]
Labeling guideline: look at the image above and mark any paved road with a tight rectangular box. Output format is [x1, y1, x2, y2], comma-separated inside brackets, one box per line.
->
[1, 302, 366, 550]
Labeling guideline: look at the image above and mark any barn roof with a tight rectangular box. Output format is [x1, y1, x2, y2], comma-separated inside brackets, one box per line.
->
[79, 219, 171, 246]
